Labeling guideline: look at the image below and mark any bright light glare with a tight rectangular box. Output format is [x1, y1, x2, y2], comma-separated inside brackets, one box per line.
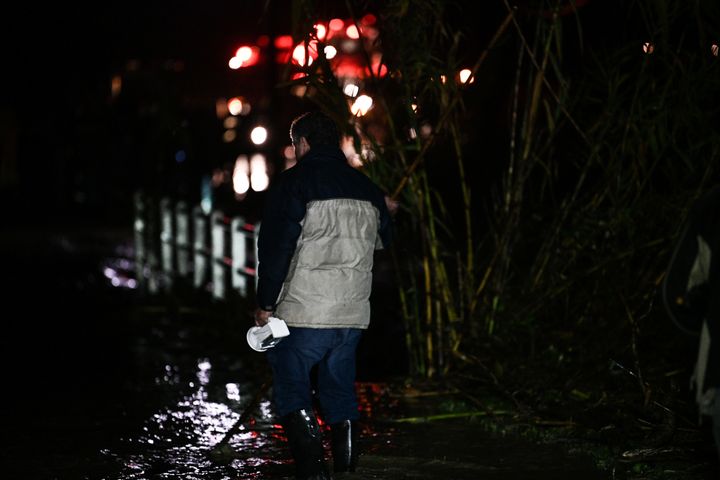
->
[250, 154, 269, 191]
[712, 44, 719, 57]
[233, 155, 250, 195]
[324, 45, 337, 59]
[236, 46, 253, 62]
[229, 46, 260, 68]
[459, 69, 474, 84]
[223, 117, 238, 129]
[351, 95, 373, 116]
[346, 25, 360, 39]
[292, 44, 310, 66]
[292, 42, 317, 66]
[343, 83, 359, 97]
[643, 42, 654, 54]
[314, 24, 327, 40]
[228, 97, 243, 115]
[250, 126, 268, 145]
[228, 56, 242, 69]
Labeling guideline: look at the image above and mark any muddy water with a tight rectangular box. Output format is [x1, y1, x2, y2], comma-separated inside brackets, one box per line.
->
[0, 233, 606, 479]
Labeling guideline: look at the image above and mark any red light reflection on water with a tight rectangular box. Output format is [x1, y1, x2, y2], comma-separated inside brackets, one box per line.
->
[354, 382, 402, 454]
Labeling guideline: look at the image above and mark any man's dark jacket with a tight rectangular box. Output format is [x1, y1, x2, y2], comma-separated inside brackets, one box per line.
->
[256, 144, 392, 328]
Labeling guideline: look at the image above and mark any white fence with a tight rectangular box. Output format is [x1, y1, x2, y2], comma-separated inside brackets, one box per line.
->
[133, 191, 259, 300]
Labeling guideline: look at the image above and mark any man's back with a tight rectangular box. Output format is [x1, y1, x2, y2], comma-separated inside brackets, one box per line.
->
[257, 144, 391, 328]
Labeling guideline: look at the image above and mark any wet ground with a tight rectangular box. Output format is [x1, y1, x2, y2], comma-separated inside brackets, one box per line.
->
[0, 224, 607, 479]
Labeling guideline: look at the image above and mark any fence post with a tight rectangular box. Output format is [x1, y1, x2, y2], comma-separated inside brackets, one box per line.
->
[160, 197, 175, 288]
[193, 205, 210, 290]
[133, 192, 146, 288]
[143, 193, 161, 294]
[135, 195, 260, 302]
[232, 216, 259, 297]
[175, 200, 191, 277]
[211, 210, 230, 300]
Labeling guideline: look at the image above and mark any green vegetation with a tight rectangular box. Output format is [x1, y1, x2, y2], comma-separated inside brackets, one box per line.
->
[284, 1, 720, 476]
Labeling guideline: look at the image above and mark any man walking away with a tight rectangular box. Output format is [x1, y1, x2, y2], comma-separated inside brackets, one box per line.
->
[254, 111, 393, 479]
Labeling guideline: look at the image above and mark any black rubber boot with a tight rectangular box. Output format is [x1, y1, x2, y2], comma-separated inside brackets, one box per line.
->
[330, 420, 358, 473]
[281, 409, 331, 480]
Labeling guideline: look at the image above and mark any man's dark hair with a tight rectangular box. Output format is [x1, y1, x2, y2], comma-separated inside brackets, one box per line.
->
[289, 111, 340, 147]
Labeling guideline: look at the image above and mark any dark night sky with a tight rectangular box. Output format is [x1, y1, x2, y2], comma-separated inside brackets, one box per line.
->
[3, 2, 292, 97]
[2, 0, 717, 225]
[1, 2, 303, 222]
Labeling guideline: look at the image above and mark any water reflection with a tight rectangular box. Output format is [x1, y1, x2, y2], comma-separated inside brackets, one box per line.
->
[103, 351, 290, 479]
[92, 242, 400, 476]
[102, 257, 138, 289]
[225, 383, 240, 401]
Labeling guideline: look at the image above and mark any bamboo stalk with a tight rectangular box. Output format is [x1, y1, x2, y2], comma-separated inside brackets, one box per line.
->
[502, 0, 590, 146]
[450, 123, 474, 309]
[392, 411, 512, 423]
[390, 10, 514, 201]
[423, 252, 433, 376]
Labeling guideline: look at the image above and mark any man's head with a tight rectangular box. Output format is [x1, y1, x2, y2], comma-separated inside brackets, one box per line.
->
[289, 111, 340, 159]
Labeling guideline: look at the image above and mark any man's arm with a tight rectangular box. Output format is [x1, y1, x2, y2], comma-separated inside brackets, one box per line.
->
[376, 193, 394, 250]
[255, 175, 306, 315]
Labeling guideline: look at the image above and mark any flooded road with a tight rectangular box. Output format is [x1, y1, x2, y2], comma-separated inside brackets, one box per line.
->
[0, 227, 607, 479]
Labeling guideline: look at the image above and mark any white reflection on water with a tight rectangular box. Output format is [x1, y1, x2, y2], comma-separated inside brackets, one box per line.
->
[197, 359, 212, 385]
[108, 355, 285, 479]
[259, 399, 273, 419]
[226, 383, 241, 401]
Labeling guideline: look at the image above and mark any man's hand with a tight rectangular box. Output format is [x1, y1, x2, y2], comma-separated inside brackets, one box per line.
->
[384, 195, 399, 216]
[254, 308, 272, 326]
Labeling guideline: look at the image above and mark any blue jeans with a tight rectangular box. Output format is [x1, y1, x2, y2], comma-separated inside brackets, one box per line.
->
[266, 327, 362, 424]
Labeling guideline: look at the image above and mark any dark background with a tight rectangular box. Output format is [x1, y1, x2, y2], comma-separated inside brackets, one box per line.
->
[0, 0, 638, 228]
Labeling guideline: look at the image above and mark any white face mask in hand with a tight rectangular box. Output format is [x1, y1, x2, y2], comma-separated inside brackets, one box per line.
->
[246, 317, 290, 352]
